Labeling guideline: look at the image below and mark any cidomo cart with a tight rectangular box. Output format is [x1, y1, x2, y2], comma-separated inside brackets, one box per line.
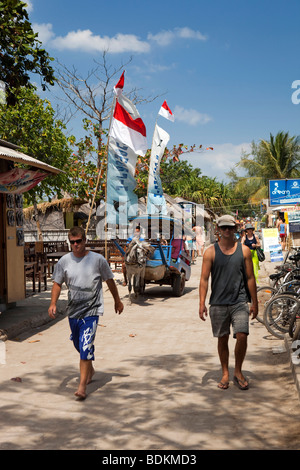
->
[114, 215, 192, 297]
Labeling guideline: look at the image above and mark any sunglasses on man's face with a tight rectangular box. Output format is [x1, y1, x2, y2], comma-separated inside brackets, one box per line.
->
[220, 226, 235, 230]
[70, 238, 83, 245]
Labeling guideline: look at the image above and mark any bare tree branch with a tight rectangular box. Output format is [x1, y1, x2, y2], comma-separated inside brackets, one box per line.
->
[55, 52, 162, 131]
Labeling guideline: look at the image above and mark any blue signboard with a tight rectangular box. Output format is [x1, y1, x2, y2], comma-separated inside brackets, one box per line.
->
[269, 179, 300, 206]
[269, 244, 284, 262]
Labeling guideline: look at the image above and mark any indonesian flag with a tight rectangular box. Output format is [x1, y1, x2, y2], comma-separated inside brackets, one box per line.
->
[114, 71, 125, 97]
[109, 94, 147, 156]
[158, 100, 175, 121]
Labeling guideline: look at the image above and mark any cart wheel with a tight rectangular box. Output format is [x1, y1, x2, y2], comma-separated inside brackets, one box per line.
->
[173, 272, 185, 297]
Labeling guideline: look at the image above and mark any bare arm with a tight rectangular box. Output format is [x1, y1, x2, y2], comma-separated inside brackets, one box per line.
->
[199, 246, 214, 321]
[254, 232, 261, 247]
[48, 282, 62, 319]
[106, 278, 124, 314]
[250, 232, 261, 248]
[242, 245, 258, 318]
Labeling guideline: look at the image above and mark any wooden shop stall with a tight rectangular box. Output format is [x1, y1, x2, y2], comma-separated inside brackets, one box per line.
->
[0, 139, 61, 310]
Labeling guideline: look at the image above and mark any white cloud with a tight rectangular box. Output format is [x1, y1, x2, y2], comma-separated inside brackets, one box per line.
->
[32, 23, 207, 54]
[33, 23, 55, 44]
[49, 30, 150, 54]
[148, 27, 207, 46]
[174, 105, 212, 126]
[25, 1, 33, 12]
[148, 30, 174, 47]
[176, 27, 207, 41]
[184, 142, 251, 181]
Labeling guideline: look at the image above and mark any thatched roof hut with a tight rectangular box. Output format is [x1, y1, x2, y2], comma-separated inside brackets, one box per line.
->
[23, 197, 95, 231]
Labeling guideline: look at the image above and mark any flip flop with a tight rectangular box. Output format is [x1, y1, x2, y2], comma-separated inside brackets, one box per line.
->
[74, 391, 87, 401]
[218, 381, 229, 390]
[234, 376, 249, 390]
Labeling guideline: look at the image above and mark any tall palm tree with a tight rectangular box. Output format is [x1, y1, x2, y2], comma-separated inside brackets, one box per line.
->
[235, 131, 300, 202]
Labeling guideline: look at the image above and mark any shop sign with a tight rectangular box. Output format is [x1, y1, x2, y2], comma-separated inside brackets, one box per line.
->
[269, 179, 300, 206]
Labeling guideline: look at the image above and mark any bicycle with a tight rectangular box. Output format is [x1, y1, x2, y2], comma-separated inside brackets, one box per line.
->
[256, 272, 300, 323]
[263, 293, 300, 339]
[288, 307, 300, 341]
[255, 248, 300, 322]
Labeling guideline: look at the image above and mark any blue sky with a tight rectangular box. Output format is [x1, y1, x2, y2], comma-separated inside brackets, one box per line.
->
[26, 0, 300, 181]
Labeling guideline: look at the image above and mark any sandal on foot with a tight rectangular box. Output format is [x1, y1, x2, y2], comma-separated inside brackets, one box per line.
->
[74, 391, 87, 401]
[234, 376, 249, 390]
[218, 381, 229, 390]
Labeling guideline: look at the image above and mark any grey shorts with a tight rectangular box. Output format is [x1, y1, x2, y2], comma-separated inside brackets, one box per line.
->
[209, 302, 249, 338]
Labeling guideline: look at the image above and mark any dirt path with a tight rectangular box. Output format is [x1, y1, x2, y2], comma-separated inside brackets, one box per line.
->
[0, 256, 300, 450]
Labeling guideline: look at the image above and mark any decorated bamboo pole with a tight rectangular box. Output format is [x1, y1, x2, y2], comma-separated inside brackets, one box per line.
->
[85, 97, 116, 244]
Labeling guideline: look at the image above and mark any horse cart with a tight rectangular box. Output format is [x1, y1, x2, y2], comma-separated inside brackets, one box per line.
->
[113, 215, 192, 298]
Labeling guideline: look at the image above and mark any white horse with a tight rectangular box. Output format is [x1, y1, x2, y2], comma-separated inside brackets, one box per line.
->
[125, 238, 155, 302]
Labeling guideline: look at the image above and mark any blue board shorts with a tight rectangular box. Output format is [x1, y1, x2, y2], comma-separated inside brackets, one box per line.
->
[209, 302, 249, 338]
[69, 316, 99, 360]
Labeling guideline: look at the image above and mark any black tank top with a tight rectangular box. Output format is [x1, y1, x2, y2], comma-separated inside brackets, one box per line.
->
[244, 234, 257, 250]
[209, 242, 250, 305]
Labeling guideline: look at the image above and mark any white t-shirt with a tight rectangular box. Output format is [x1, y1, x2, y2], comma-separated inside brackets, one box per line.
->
[52, 251, 114, 318]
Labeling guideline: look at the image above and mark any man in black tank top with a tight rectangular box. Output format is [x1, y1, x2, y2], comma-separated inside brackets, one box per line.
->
[199, 215, 258, 390]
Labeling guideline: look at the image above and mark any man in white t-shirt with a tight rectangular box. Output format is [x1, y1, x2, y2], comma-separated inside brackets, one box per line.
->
[48, 227, 124, 400]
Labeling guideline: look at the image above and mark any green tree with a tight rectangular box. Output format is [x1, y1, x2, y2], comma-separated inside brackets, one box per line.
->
[226, 168, 259, 217]
[135, 152, 235, 213]
[0, 87, 71, 204]
[161, 159, 202, 196]
[134, 149, 202, 198]
[232, 131, 300, 202]
[67, 119, 107, 200]
[0, 0, 55, 105]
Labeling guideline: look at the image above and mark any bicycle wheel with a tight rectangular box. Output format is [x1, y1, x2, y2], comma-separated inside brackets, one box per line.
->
[292, 322, 300, 343]
[263, 294, 300, 339]
[289, 309, 300, 339]
[256, 285, 277, 323]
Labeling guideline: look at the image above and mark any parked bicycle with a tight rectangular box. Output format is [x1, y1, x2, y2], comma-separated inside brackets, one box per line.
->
[256, 260, 300, 324]
[260, 250, 300, 338]
[263, 293, 300, 339]
[254, 248, 300, 340]
[288, 306, 300, 341]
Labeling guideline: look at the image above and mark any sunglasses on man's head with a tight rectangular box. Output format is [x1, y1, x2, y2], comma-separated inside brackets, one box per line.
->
[70, 238, 83, 245]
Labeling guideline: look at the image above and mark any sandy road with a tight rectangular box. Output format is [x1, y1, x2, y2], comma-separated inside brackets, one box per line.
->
[0, 256, 300, 450]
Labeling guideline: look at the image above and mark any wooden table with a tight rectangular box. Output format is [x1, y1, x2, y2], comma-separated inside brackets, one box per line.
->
[46, 251, 68, 277]
[47, 249, 108, 277]
[86, 247, 105, 256]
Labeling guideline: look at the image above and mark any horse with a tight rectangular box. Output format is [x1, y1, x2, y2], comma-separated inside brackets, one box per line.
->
[124, 238, 155, 302]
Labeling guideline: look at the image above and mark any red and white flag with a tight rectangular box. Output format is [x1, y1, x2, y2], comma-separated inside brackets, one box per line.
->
[109, 94, 147, 156]
[158, 100, 175, 121]
[114, 71, 125, 97]
[107, 72, 146, 223]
